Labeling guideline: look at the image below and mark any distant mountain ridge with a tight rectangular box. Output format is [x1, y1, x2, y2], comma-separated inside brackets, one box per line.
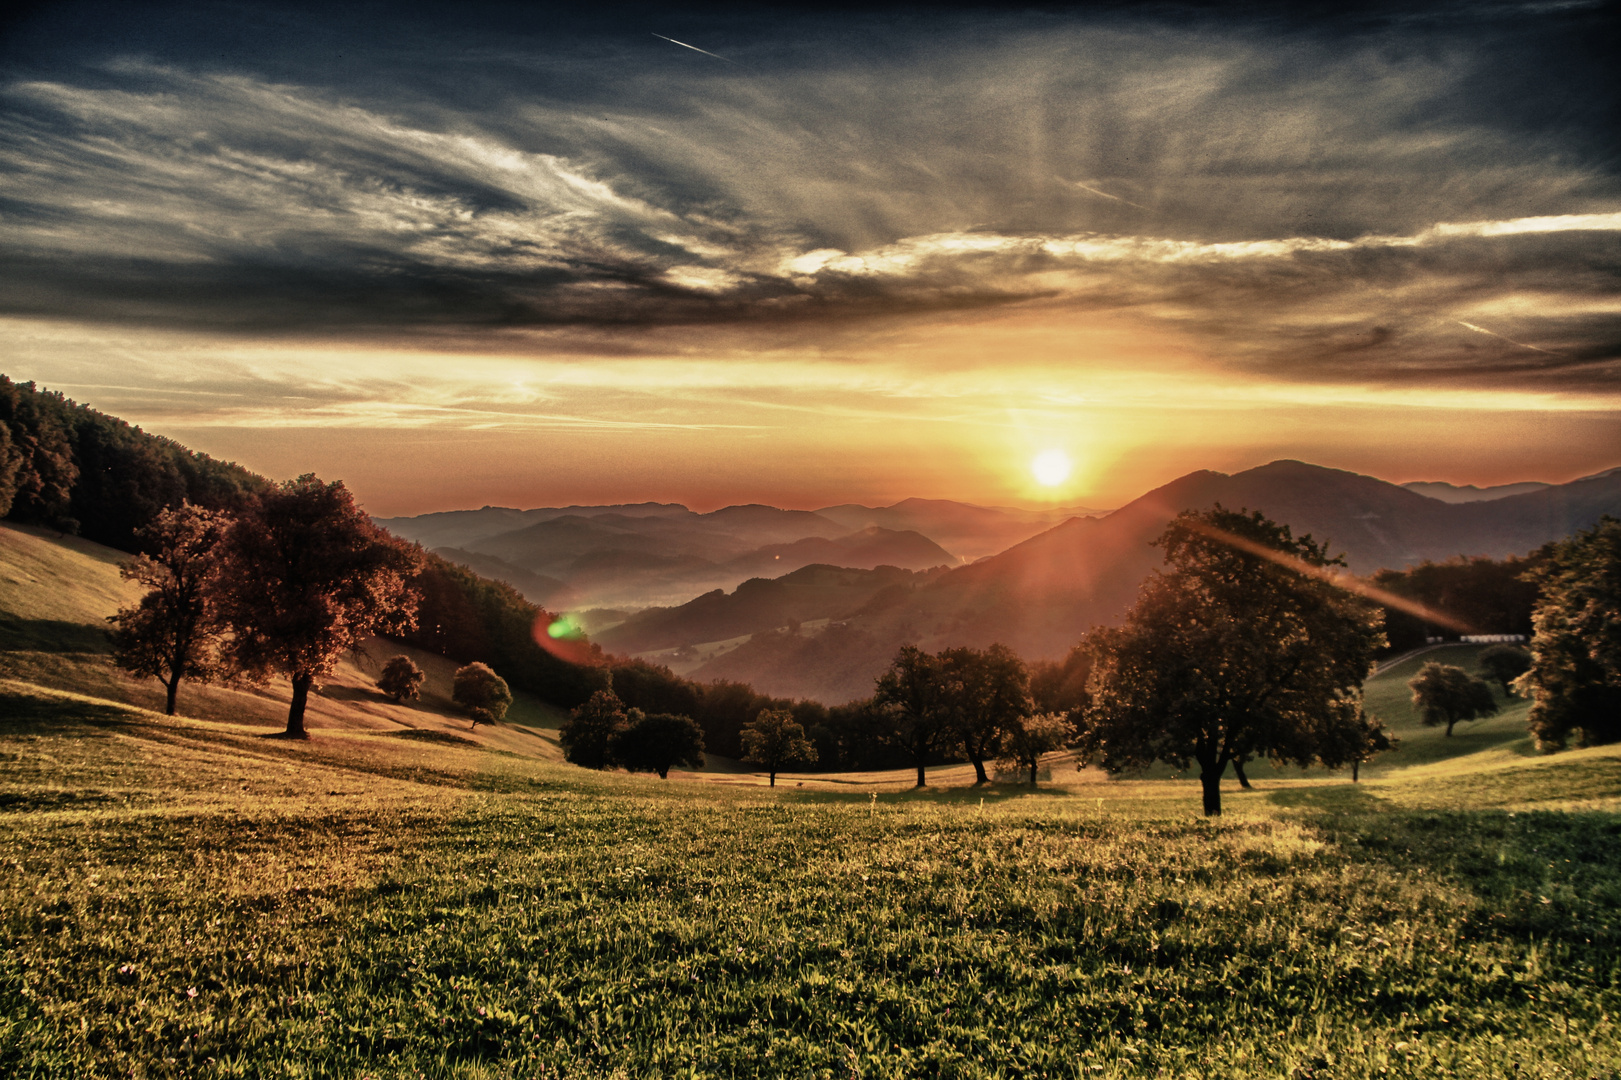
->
[375, 497, 1066, 609]
[1402, 480, 1552, 503]
[680, 460, 1621, 703]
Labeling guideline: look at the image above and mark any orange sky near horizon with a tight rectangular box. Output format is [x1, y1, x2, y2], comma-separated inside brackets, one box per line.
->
[4, 308, 1616, 517]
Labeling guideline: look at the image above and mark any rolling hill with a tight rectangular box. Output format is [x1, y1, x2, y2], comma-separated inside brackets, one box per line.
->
[683, 460, 1621, 702]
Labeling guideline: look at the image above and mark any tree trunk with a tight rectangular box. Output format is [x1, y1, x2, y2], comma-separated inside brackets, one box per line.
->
[969, 754, 989, 785]
[769, 770, 776, 788]
[915, 762, 927, 788]
[1233, 758, 1253, 790]
[1352, 759, 1361, 783]
[1029, 760, 1038, 787]
[1199, 763, 1224, 816]
[285, 673, 313, 738]
[163, 676, 179, 717]
[1445, 719, 1456, 737]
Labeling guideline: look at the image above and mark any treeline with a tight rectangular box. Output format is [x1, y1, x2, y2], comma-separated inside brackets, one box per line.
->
[1371, 553, 1544, 651]
[0, 377, 266, 549]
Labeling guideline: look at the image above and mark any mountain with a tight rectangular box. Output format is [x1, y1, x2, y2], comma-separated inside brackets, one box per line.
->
[595, 564, 945, 655]
[381, 502, 955, 609]
[1403, 480, 1551, 503]
[686, 460, 1621, 703]
[814, 497, 1106, 560]
[373, 503, 693, 551]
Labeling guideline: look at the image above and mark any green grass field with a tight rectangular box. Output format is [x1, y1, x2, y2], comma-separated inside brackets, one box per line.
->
[3, 523, 1620, 1078]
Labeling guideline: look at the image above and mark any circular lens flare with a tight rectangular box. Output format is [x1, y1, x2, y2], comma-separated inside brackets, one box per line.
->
[1032, 449, 1072, 486]
[533, 612, 597, 665]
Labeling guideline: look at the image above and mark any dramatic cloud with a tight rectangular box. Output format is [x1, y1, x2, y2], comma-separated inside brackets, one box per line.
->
[2, 4, 1617, 390]
[0, 2, 1617, 510]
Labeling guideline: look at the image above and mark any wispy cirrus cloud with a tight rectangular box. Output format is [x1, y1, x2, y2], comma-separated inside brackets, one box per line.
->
[0, 2, 1617, 396]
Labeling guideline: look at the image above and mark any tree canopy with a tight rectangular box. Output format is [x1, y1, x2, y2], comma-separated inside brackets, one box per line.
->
[1408, 662, 1499, 737]
[214, 474, 420, 738]
[873, 645, 951, 788]
[377, 655, 425, 704]
[740, 708, 818, 787]
[560, 688, 630, 769]
[1519, 516, 1621, 748]
[108, 503, 228, 715]
[999, 712, 1072, 788]
[1077, 506, 1385, 815]
[939, 644, 1031, 785]
[1478, 644, 1532, 698]
[611, 712, 706, 779]
[453, 662, 512, 727]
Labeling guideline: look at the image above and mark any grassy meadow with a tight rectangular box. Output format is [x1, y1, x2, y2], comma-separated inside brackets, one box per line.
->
[3, 522, 1620, 1078]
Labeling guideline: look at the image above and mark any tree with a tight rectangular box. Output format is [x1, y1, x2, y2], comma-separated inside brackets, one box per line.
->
[560, 687, 629, 768]
[1518, 517, 1621, 749]
[940, 644, 1031, 785]
[1077, 506, 1385, 816]
[1478, 644, 1532, 698]
[454, 662, 511, 728]
[1310, 696, 1396, 782]
[611, 712, 706, 779]
[1408, 662, 1499, 737]
[999, 712, 1071, 787]
[377, 655, 424, 704]
[740, 708, 818, 786]
[0, 420, 22, 518]
[873, 645, 952, 787]
[108, 504, 229, 715]
[214, 474, 420, 738]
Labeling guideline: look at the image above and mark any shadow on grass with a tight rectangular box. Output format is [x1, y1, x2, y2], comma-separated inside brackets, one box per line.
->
[1267, 784, 1386, 811]
[0, 688, 135, 729]
[385, 729, 480, 747]
[789, 780, 1075, 807]
[0, 617, 113, 653]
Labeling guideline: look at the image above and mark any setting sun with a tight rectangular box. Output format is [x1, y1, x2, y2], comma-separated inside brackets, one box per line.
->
[1032, 449, 1072, 487]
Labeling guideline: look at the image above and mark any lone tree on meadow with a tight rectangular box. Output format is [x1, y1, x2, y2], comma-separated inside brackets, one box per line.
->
[1478, 644, 1532, 698]
[453, 662, 511, 728]
[213, 474, 420, 738]
[108, 503, 229, 716]
[611, 712, 706, 779]
[999, 711, 1072, 787]
[1077, 506, 1385, 816]
[1312, 696, 1396, 782]
[560, 687, 629, 768]
[1517, 515, 1621, 748]
[940, 644, 1032, 785]
[873, 645, 952, 788]
[377, 655, 425, 704]
[1408, 662, 1498, 737]
[741, 707, 818, 786]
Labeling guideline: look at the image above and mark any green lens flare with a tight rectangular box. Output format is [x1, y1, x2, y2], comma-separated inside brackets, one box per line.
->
[547, 615, 583, 640]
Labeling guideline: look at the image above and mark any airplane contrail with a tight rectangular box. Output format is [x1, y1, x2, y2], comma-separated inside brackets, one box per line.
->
[1456, 320, 1559, 355]
[1064, 179, 1148, 210]
[652, 33, 733, 63]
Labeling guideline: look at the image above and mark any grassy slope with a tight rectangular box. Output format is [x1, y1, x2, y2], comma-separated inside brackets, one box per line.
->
[3, 524, 1620, 1076]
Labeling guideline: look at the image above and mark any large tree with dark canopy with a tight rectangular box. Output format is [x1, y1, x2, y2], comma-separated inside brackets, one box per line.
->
[1077, 506, 1385, 816]
[109, 503, 229, 715]
[1519, 516, 1621, 749]
[611, 712, 706, 779]
[939, 644, 1031, 785]
[215, 474, 420, 738]
[873, 645, 953, 788]
[560, 687, 630, 769]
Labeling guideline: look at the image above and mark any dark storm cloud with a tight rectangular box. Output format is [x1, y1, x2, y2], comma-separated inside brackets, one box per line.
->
[0, 1, 1618, 388]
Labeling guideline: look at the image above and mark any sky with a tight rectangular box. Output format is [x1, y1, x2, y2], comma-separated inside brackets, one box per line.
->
[1, 0, 1618, 516]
